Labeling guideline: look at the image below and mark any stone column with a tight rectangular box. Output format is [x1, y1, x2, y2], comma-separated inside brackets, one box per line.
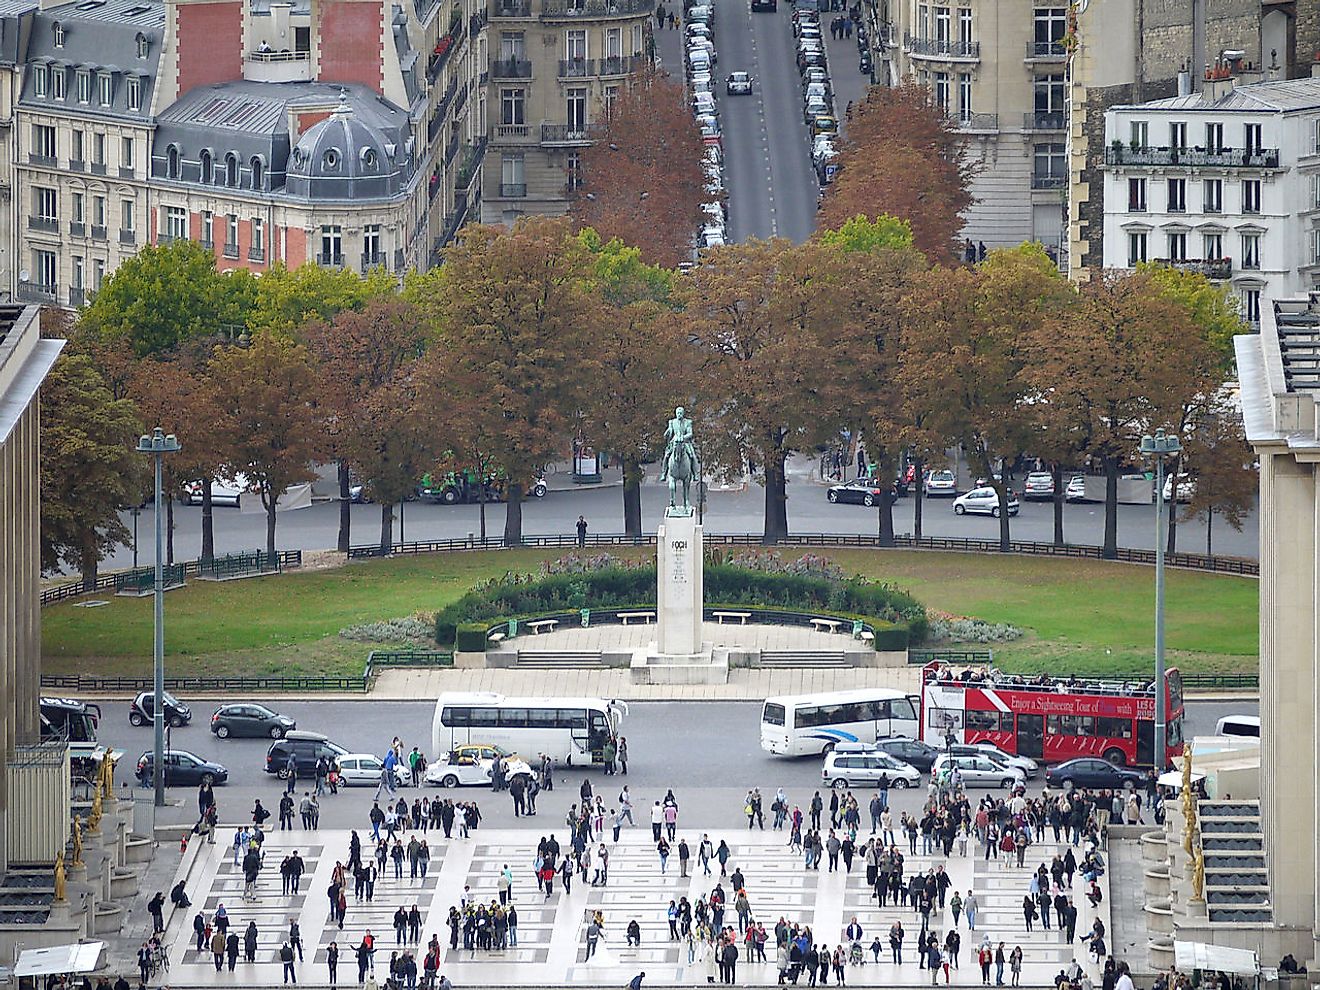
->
[657, 514, 703, 656]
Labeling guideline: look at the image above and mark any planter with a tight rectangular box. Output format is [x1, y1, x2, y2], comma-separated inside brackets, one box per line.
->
[1140, 830, 1168, 862]
[1144, 865, 1170, 897]
[1145, 897, 1174, 934]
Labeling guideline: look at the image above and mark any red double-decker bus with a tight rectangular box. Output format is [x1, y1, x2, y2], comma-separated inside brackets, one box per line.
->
[919, 662, 1184, 768]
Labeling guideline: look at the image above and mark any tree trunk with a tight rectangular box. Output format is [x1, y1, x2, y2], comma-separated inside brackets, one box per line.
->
[1102, 457, 1119, 560]
[912, 456, 924, 542]
[478, 482, 488, 543]
[337, 460, 352, 553]
[876, 449, 895, 546]
[1051, 463, 1064, 547]
[379, 503, 393, 555]
[995, 483, 1011, 552]
[1206, 508, 1214, 556]
[621, 455, 643, 539]
[80, 549, 98, 592]
[762, 451, 789, 545]
[265, 495, 277, 557]
[165, 496, 175, 566]
[503, 483, 523, 546]
[200, 479, 214, 564]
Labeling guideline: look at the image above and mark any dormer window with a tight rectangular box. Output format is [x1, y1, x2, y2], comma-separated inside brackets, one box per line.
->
[53, 22, 65, 47]
[166, 144, 179, 179]
[76, 69, 90, 103]
[97, 72, 112, 107]
[292, 147, 307, 169]
[361, 147, 378, 170]
[135, 32, 149, 58]
[199, 149, 212, 183]
[250, 156, 264, 189]
[322, 148, 340, 170]
[33, 64, 48, 98]
[225, 152, 238, 186]
[126, 75, 141, 111]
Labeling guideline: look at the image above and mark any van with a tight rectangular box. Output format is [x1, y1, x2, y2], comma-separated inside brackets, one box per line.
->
[266, 730, 349, 779]
[1214, 714, 1260, 739]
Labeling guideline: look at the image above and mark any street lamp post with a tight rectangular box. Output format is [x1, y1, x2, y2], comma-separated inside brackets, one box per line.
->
[136, 427, 181, 807]
[1139, 428, 1181, 771]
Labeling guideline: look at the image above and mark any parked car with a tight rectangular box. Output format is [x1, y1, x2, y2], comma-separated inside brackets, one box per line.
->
[1045, 757, 1147, 789]
[424, 753, 534, 788]
[335, 753, 411, 787]
[804, 81, 829, 105]
[183, 475, 254, 508]
[700, 225, 726, 249]
[450, 743, 518, 764]
[726, 71, 752, 95]
[801, 67, 831, 96]
[265, 731, 350, 779]
[211, 703, 296, 739]
[1162, 473, 1196, 503]
[932, 753, 1024, 789]
[136, 750, 228, 787]
[1065, 474, 1089, 502]
[871, 737, 941, 772]
[1022, 471, 1055, 500]
[129, 690, 192, 728]
[798, 50, 827, 73]
[826, 477, 892, 507]
[924, 469, 958, 497]
[688, 49, 711, 74]
[804, 96, 831, 124]
[952, 487, 1020, 517]
[822, 748, 921, 790]
[955, 742, 1038, 776]
[809, 114, 837, 137]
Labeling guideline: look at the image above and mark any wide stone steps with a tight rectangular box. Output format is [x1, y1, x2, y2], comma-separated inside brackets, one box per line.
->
[1200, 799, 1271, 924]
[760, 650, 849, 667]
[514, 651, 604, 668]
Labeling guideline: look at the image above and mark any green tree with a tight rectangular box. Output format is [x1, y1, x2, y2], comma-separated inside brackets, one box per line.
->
[77, 241, 233, 356]
[246, 263, 395, 335]
[40, 352, 146, 589]
[578, 228, 674, 305]
[817, 214, 914, 254]
[1180, 402, 1257, 556]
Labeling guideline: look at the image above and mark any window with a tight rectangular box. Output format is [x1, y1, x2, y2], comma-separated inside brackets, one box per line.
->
[501, 152, 524, 195]
[71, 129, 83, 162]
[72, 255, 84, 290]
[252, 217, 264, 253]
[33, 64, 48, 98]
[1169, 121, 1187, 149]
[565, 28, 586, 59]
[97, 72, 112, 106]
[53, 22, 65, 46]
[363, 224, 381, 261]
[1033, 73, 1065, 116]
[1313, 229, 1320, 265]
[1244, 122, 1263, 154]
[1243, 288, 1260, 323]
[31, 123, 55, 159]
[225, 153, 238, 186]
[957, 6, 971, 43]
[1166, 230, 1186, 261]
[33, 249, 56, 290]
[1032, 142, 1065, 186]
[34, 186, 57, 221]
[136, 33, 149, 58]
[200, 210, 213, 245]
[1128, 177, 1146, 211]
[164, 205, 186, 240]
[93, 258, 104, 289]
[933, 71, 949, 112]
[499, 31, 525, 59]
[1127, 230, 1147, 266]
[93, 132, 104, 165]
[631, 23, 642, 54]
[1166, 177, 1186, 212]
[121, 198, 134, 231]
[1129, 120, 1147, 147]
[1202, 232, 1221, 259]
[1045, 714, 1095, 736]
[121, 135, 133, 170]
[72, 191, 84, 222]
[1205, 121, 1223, 151]
[917, 3, 928, 36]
[225, 213, 238, 250]
[200, 149, 212, 184]
[605, 26, 622, 58]
[934, 5, 950, 43]
[92, 195, 105, 228]
[250, 156, 264, 189]
[1204, 178, 1222, 213]
[76, 70, 90, 103]
[958, 72, 972, 122]
[1242, 179, 1261, 214]
[126, 75, 141, 111]
[500, 88, 525, 125]
[1032, 6, 1065, 52]
[52, 67, 65, 100]
[320, 225, 342, 264]
[566, 150, 583, 189]
[966, 711, 1012, 732]
[166, 144, 179, 178]
[1240, 232, 1260, 270]
[603, 84, 619, 117]
[566, 86, 587, 132]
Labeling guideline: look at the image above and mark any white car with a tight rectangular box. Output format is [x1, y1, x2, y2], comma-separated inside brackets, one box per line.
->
[702, 200, 726, 226]
[726, 71, 752, 95]
[689, 39, 716, 65]
[688, 49, 711, 74]
[701, 225, 726, 248]
[692, 91, 717, 115]
[184, 474, 254, 507]
[924, 469, 958, 497]
[424, 754, 534, 788]
[1065, 474, 1088, 502]
[967, 742, 1039, 777]
[932, 754, 1025, 790]
[953, 486, 1020, 517]
[804, 96, 830, 123]
[802, 67, 831, 96]
[335, 754, 411, 788]
[1162, 473, 1195, 503]
[1022, 471, 1054, 500]
[811, 135, 836, 160]
[686, 21, 713, 41]
[822, 748, 921, 790]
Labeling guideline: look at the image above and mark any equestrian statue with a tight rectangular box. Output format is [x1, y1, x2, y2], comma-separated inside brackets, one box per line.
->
[659, 406, 700, 515]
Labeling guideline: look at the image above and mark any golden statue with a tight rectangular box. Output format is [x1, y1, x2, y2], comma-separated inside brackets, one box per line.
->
[1180, 742, 1197, 855]
[71, 817, 83, 866]
[1190, 849, 1206, 902]
[54, 852, 66, 902]
[99, 753, 117, 800]
[88, 786, 103, 833]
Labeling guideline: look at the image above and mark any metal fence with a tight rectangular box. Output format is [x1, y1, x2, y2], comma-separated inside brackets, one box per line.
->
[41, 550, 302, 607]
[39, 669, 361, 693]
[908, 649, 994, 666]
[1179, 672, 1259, 690]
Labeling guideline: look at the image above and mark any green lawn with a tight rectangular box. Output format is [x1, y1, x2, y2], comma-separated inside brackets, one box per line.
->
[41, 548, 1259, 679]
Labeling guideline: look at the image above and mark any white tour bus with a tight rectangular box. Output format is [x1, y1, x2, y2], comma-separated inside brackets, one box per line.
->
[431, 693, 629, 767]
[760, 688, 920, 756]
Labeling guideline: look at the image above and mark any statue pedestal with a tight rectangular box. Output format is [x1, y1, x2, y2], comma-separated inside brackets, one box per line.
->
[630, 512, 728, 684]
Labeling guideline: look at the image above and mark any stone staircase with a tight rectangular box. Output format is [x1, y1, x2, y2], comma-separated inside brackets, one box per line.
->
[760, 650, 849, 668]
[514, 650, 604, 669]
[1199, 800, 1271, 924]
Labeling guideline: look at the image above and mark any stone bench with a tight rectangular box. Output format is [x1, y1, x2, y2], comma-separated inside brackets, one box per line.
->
[859, 630, 875, 644]
[810, 617, 843, 633]
[712, 611, 751, 624]
[488, 631, 507, 643]
[617, 611, 655, 625]
[527, 619, 559, 634]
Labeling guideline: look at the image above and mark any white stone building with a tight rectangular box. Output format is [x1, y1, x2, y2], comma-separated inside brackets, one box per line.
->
[1101, 76, 1320, 325]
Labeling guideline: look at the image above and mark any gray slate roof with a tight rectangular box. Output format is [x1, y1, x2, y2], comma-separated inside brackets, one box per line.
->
[1118, 78, 1320, 114]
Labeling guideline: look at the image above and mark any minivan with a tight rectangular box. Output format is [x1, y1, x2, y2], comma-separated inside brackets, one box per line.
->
[1214, 714, 1260, 739]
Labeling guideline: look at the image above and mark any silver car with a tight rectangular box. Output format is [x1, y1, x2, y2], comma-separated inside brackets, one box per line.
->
[822, 749, 921, 790]
[932, 754, 1025, 789]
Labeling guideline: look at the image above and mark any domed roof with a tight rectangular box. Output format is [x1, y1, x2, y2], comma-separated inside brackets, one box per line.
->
[286, 94, 408, 200]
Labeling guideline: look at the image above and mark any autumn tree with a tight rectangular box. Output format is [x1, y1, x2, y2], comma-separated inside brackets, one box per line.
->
[1033, 270, 1215, 559]
[40, 352, 145, 589]
[417, 217, 595, 544]
[819, 81, 974, 263]
[1180, 403, 1256, 556]
[303, 298, 432, 554]
[682, 238, 844, 543]
[208, 334, 322, 555]
[247, 262, 396, 336]
[571, 67, 706, 269]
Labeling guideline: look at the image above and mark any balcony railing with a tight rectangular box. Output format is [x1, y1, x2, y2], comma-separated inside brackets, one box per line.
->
[954, 112, 998, 132]
[223, 242, 239, 259]
[1031, 173, 1067, 189]
[492, 0, 531, 15]
[1154, 257, 1231, 280]
[90, 162, 106, 176]
[248, 246, 266, 262]
[199, 237, 215, 250]
[119, 228, 136, 245]
[68, 158, 85, 172]
[1104, 145, 1281, 169]
[68, 286, 85, 307]
[317, 252, 344, 267]
[245, 49, 313, 82]
[499, 182, 527, 197]
[904, 34, 979, 58]
[456, 137, 488, 189]
[541, 0, 654, 17]
[495, 123, 533, 140]
[559, 57, 596, 77]
[470, 10, 488, 32]
[1026, 39, 1066, 58]
[17, 282, 56, 303]
[69, 221, 84, 237]
[91, 225, 107, 240]
[28, 152, 56, 167]
[361, 251, 386, 272]
[491, 56, 532, 78]
[28, 217, 58, 233]
[542, 122, 605, 144]
[119, 166, 136, 179]
[1024, 110, 1065, 130]
[599, 53, 646, 74]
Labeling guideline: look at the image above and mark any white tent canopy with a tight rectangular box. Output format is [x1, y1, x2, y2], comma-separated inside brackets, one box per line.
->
[15, 942, 104, 977]
[1174, 940, 1260, 976]
[1159, 770, 1208, 790]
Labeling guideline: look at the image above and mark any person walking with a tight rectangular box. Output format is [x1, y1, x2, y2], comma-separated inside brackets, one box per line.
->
[964, 890, 978, 931]
[327, 942, 339, 985]
[576, 516, 588, 547]
[280, 940, 297, 984]
[244, 921, 259, 963]
[1009, 946, 1023, 987]
[585, 917, 601, 960]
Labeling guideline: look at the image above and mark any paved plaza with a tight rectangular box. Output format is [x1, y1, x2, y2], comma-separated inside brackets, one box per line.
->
[158, 828, 1111, 987]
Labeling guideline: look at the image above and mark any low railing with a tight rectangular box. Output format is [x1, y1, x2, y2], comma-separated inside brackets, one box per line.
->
[113, 563, 186, 595]
[39, 672, 370, 693]
[41, 550, 302, 606]
[559, 57, 596, 77]
[499, 182, 527, 197]
[1024, 111, 1066, 130]
[1154, 257, 1232, 280]
[1180, 673, 1259, 690]
[1026, 39, 1066, 58]
[1104, 146, 1281, 169]
[491, 57, 532, 78]
[599, 54, 646, 74]
[955, 112, 998, 131]
[247, 49, 310, 63]
[541, 0, 654, 16]
[1031, 173, 1067, 189]
[492, 0, 531, 15]
[908, 649, 993, 666]
[904, 35, 979, 58]
[541, 122, 605, 143]
[495, 123, 532, 140]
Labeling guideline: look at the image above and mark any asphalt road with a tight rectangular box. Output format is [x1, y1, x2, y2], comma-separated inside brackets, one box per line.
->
[102, 473, 1258, 571]
[99, 699, 1255, 833]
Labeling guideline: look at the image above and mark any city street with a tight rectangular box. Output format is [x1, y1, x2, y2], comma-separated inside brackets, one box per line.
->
[99, 698, 1253, 833]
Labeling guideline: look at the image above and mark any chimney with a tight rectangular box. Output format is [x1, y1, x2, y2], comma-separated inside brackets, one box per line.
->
[1177, 63, 1191, 96]
[1312, 56, 1320, 79]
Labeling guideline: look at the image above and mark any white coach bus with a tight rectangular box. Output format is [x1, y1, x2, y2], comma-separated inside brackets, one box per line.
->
[431, 693, 629, 767]
[760, 688, 920, 756]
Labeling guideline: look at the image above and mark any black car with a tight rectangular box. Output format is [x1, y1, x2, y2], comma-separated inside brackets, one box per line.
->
[135, 750, 228, 787]
[129, 691, 192, 728]
[266, 731, 349, 779]
[1045, 757, 1147, 791]
[872, 737, 941, 772]
[211, 703, 297, 739]
[826, 478, 894, 507]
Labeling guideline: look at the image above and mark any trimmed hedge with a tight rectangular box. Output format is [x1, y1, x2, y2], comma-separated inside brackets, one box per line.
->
[436, 620, 458, 647]
[434, 565, 926, 645]
[455, 623, 488, 652]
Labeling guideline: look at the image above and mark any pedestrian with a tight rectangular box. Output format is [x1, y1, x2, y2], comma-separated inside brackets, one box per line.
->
[327, 942, 339, 985]
[965, 890, 978, 930]
[585, 917, 601, 959]
[678, 838, 690, 878]
[226, 931, 240, 971]
[280, 940, 297, 984]
[576, 515, 588, 547]
[1009, 946, 1022, 987]
[147, 891, 165, 933]
[211, 930, 226, 972]
[618, 737, 628, 775]
[244, 921, 259, 962]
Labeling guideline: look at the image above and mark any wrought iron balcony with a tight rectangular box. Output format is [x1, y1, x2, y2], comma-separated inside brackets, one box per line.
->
[1104, 145, 1281, 169]
[1154, 257, 1231, 280]
[492, 0, 530, 16]
[1026, 39, 1066, 58]
[499, 182, 527, 197]
[1024, 111, 1066, 130]
[491, 56, 532, 78]
[904, 34, 979, 59]
[28, 217, 58, 233]
[559, 57, 596, 77]
[541, 122, 604, 144]
[1031, 173, 1067, 189]
[541, 0, 654, 18]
